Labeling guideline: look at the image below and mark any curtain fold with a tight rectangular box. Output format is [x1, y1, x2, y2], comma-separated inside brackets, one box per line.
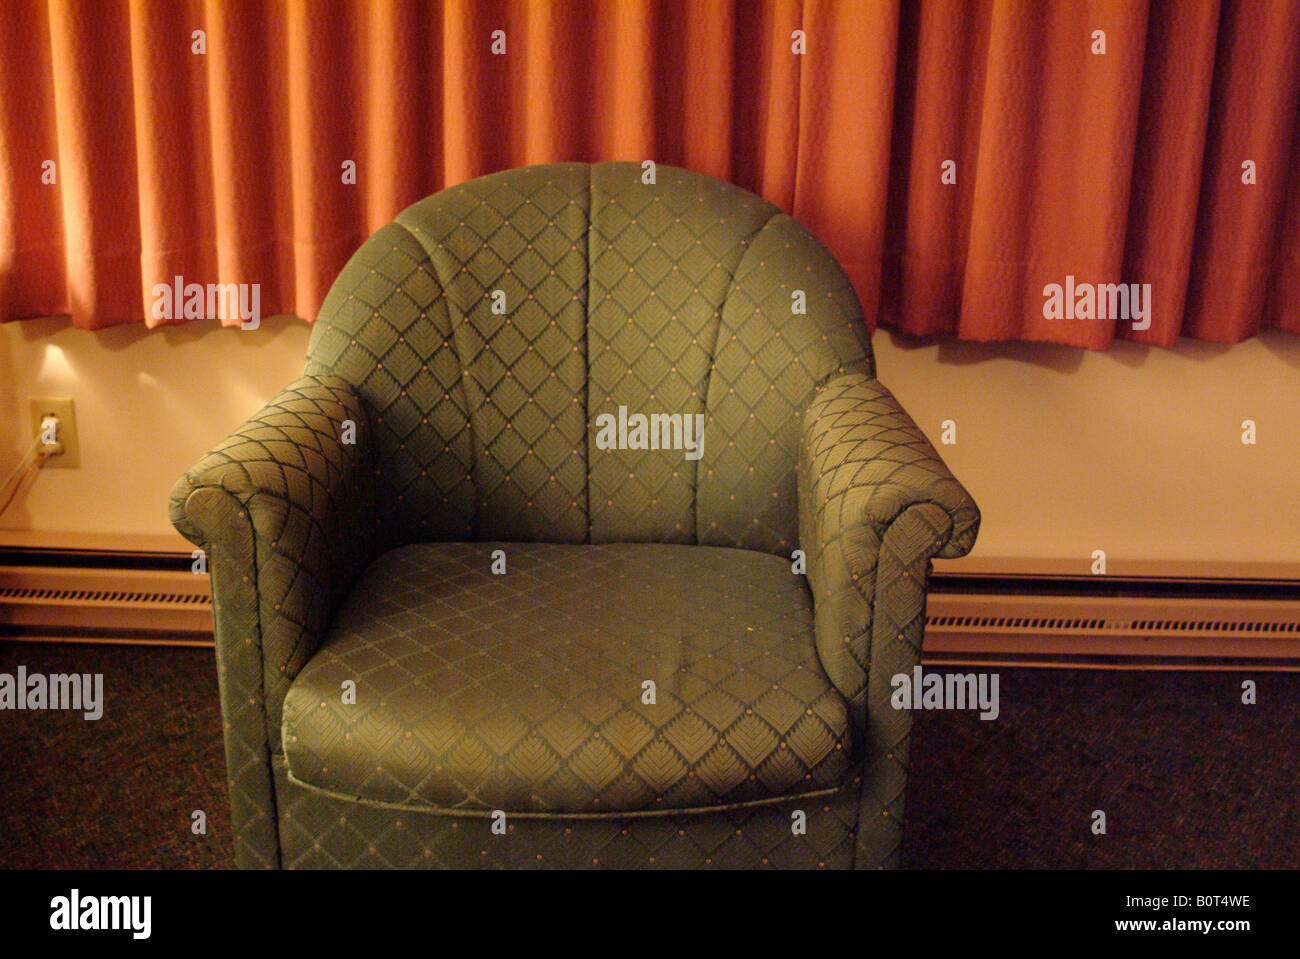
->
[1, 0, 1297, 348]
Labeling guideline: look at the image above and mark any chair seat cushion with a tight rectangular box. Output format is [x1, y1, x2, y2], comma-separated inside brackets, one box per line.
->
[282, 542, 854, 816]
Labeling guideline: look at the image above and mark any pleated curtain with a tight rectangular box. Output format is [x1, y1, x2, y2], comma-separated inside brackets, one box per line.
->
[1, 0, 1297, 349]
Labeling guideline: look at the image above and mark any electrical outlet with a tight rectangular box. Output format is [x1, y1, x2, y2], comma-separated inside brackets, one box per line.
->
[29, 398, 79, 468]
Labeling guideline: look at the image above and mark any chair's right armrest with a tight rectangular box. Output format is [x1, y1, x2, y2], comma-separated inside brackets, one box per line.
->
[169, 372, 377, 868]
[169, 372, 377, 752]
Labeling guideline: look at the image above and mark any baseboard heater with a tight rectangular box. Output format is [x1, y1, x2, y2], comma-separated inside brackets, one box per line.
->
[2, 548, 1298, 668]
[0, 548, 212, 647]
[924, 574, 1300, 670]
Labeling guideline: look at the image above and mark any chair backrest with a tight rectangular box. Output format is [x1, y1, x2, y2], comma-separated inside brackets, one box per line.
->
[305, 161, 872, 555]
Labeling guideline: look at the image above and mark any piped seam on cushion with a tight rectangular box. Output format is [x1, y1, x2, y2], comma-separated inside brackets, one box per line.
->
[283, 767, 846, 822]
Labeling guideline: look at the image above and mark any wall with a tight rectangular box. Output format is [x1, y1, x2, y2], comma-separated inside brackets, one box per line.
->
[3, 314, 1298, 577]
[873, 329, 1300, 577]
[1, 315, 312, 549]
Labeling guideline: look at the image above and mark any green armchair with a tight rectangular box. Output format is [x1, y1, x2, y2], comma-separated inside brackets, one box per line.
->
[170, 162, 979, 869]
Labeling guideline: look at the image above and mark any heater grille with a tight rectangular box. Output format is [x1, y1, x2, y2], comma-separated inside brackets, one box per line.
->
[924, 588, 1300, 667]
[0, 564, 212, 644]
[926, 614, 1300, 634]
[0, 585, 210, 606]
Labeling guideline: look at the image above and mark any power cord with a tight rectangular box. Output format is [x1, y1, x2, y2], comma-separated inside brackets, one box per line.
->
[0, 426, 57, 519]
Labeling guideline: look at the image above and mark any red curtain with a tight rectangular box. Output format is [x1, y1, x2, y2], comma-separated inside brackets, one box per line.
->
[1, 0, 1298, 349]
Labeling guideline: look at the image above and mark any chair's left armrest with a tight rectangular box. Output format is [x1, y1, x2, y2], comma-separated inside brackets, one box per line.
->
[797, 371, 979, 867]
[798, 370, 979, 712]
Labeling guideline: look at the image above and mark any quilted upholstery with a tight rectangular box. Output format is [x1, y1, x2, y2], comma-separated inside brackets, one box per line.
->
[170, 162, 979, 869]
[797, 373, 981, 867]
[303, 165, 591, 547]
[282, 542, 851, 814]
[304, 162, 872, 555]
[272, 753, 862, 869]
[798, 372, 980, 719]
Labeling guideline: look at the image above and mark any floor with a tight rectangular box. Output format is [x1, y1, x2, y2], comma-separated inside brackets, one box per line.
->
[0, 640, 1294, 868]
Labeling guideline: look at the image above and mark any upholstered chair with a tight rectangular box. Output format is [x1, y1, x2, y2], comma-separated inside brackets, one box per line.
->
[170, 162, 979, 869]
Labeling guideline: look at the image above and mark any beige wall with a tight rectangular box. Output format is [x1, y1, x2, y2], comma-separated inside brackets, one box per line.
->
[3, 315, 1298, 576]
[872, 330, 1300, 577]
[1, 315, 312, 548]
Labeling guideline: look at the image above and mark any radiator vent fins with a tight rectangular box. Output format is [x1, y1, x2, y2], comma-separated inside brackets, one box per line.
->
[926, 614, 1300, 634]
[0, 570, 214, 645]
[0, 586, 211, 607]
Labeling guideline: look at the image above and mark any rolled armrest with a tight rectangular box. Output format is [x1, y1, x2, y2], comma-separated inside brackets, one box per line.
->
[798, 371, 979, 867]
[797, 371, 979, 715]
[169, 373, 377, 747]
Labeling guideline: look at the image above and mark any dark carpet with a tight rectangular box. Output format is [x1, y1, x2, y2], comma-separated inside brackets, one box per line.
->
[0, 640, 1295, 868]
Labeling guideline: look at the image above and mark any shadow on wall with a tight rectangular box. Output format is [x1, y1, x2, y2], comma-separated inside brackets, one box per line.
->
[1258, 327, 1300, 371]
[897, 328, 1087, 374]
[883, 324, 1300, 374]
[14, 308, 1300, 377]
[0, 322, 19, 471]
[11, 310, 310, 357]
[0, 312, 313, 531]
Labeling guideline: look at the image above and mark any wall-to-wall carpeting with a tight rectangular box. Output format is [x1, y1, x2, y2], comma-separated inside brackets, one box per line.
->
[0, 641, 230, 868]
[0, 641, 1293, 868]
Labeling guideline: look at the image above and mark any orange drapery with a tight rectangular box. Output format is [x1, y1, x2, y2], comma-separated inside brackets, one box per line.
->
[1, 0, 1298, 349]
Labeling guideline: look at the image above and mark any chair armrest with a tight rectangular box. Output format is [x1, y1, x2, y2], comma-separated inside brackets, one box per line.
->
[797, 371, 978, 867]
[168, 373, 377, 865]
[798, 371, 979, 710]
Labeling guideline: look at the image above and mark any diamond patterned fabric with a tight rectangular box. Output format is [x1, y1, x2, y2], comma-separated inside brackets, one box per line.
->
[171, 162, 980, 869]
[798, 371, 981, 718]
[588, 164, 775, 544]
[272, 753, 861, 870]
[305, 164, 591, 546]
[306, 162, 873, 554]
[169, 374, 379, 867]
[700, 213, 872, 553]
[283, 542, 853, 815]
